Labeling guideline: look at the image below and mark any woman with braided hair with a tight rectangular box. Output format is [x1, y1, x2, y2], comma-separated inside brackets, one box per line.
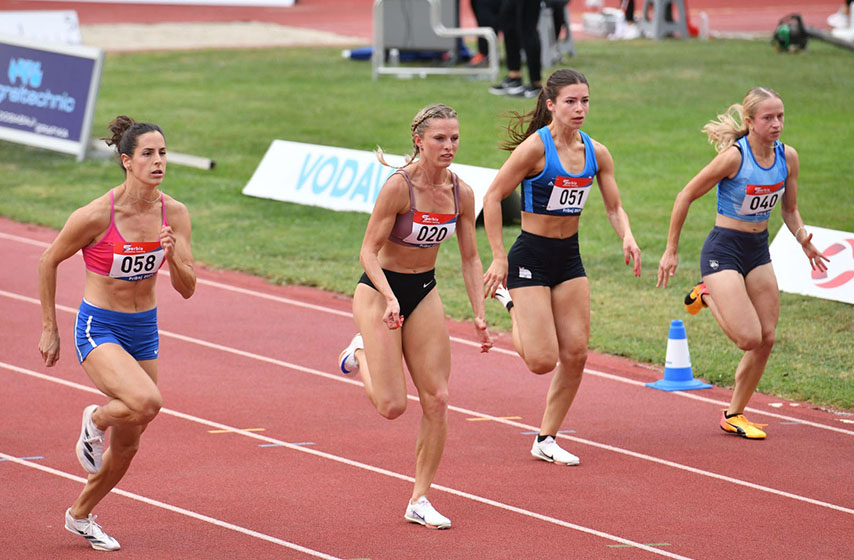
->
[656, 88, 828, 439]
[337, 104, 493, 529]
[39, 115, 195, 550]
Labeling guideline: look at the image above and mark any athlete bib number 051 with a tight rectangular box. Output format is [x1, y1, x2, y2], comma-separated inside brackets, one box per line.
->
[109, 242, 165, 281]
[739, 181, 785, 215]
[546, 177, 592, 214]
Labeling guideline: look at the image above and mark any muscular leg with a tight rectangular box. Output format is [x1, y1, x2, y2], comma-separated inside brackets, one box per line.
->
[401, 290, 451, 501]
[703, 265, 779, 414]
[352, 283, 408, 419]
[70, 350, 160, 517]
[506, 285, 559, 374]
[539, 277, 589, 435]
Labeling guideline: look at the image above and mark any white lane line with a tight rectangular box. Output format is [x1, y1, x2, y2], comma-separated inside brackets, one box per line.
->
[3, 357, 853, 517]
[0, 451, 342, 559]
[1, 362, 694, 559]
[2, 231, 850, 436]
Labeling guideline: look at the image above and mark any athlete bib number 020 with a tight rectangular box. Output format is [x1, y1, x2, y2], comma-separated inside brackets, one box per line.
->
[402, 211, 457, 248]
[546, 177, 592, 214]
[739, 181, 785, 215]
[109, 242, 165, 281]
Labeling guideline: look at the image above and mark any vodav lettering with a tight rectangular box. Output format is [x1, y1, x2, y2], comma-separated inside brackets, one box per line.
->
[297, 153, 393, 204]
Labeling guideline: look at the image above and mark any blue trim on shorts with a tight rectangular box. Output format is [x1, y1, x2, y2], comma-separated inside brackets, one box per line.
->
[700, 226, 771, 277]
[74, 299, 159, 363]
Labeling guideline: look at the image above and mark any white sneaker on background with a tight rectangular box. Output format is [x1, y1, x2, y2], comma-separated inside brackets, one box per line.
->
[404, 496, 451, 529]
[531, 435, 580, 465]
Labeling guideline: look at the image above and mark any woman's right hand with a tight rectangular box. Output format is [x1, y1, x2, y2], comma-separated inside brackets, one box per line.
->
[39, 328, 60, 367]
[382, 297, 403, 330]
[656, 249, 679, 288]
[483, 257, 509, 299]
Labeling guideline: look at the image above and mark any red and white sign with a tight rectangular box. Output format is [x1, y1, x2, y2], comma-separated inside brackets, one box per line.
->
[769, 224, 854, 305]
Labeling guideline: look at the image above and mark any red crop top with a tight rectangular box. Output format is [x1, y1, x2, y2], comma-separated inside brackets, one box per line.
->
[387, 169, 460, 249]
[81, 189, 169, 281]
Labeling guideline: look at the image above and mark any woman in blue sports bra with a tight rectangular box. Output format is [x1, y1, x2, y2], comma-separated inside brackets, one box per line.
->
[39, 116, 196, 550]
[482, 69, 642, 466]
[336, 104, 493, 529]
[656, 88, 828, 439]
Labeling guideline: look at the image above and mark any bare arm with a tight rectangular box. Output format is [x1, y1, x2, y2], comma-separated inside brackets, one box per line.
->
[162, 198, 196, 298]
[482, 135, 543, 296]
[455, 180, 493, 352]
[594, 142, 641, 277]
[656, 147, 741, 288]
[38, 202, 109, 366]
[358, 173, 410, 329]
[779, 146, 829, 271]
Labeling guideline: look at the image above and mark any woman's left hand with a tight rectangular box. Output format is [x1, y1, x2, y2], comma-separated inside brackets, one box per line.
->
[800, 233, 830, 272]
[160, 225, 177, 258]
[473, 316, 493, 353]
[623, 236, 642, 277]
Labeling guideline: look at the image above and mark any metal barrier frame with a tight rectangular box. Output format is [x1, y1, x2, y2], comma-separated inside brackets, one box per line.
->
[372, 0, 499, 82]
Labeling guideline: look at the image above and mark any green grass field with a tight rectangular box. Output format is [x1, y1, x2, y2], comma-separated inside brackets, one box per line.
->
[2, 38, 852, 409]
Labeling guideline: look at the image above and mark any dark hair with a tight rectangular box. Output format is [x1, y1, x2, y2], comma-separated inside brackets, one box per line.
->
[500, 68, 589, 151]
[103, 115, 165, 171]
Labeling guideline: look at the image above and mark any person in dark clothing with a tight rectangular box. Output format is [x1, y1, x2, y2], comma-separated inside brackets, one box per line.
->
[489, 0, 542, 98]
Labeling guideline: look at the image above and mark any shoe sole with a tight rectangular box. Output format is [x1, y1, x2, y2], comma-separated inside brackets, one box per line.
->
[531, 448, 580, 466]
[404, 513, 451, 529]
[76, 405, 101, 474]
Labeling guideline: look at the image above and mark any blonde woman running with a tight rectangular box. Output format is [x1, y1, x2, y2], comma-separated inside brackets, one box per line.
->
[337, 104, 493, 529]
[656, 88, 828, 439]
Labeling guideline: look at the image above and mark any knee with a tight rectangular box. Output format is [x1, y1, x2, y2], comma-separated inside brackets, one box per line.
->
[376, 398, 407, 420]
[560, 348, 588, 371]
[130, 392, 162, 425]
[734, 331, 763, 352]
[525, 354, 559, 375]
[420, 390, 449, 421]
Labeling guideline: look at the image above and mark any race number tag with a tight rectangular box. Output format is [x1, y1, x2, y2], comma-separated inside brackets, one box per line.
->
[739, 181, 785, 215]
[402, 212, 457, 247]
[109, 242, 165, 281]
[546, 176, 592, 213]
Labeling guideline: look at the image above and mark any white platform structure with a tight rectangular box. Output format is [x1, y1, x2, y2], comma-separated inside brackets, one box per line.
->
[638, 0, 689, 39]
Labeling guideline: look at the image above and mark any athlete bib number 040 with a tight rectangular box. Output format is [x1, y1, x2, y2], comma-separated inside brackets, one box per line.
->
[109, 242, 165, 281]
[739, 181, 785, 215]
[546, 177, 592, 213]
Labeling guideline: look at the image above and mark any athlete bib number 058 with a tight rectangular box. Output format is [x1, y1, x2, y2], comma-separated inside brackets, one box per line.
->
[739, 181, 785, 215]
[109, 242, 165, 281]
[546, 177, 592, 214]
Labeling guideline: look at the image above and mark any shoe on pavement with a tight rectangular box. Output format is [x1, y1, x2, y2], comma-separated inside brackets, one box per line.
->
[720, 410, 767, 439]
[684, 282, 709, 315]
[76, 405, 105, 474]
[489, 76, 524, 96]
[531, 435, 580, 465]
[65, 508, 121, 551]
[404, 496, 451, 529]
[337, 333, 363, 375]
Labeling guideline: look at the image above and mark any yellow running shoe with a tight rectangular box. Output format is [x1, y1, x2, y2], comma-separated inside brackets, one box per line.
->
[720, 410, 767, 439]
[684, 282, 709, 315]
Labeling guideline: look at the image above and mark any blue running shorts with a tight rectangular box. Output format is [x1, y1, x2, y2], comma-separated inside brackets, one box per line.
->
[700, 226, 771, 277]
[74, 299, 159, 363]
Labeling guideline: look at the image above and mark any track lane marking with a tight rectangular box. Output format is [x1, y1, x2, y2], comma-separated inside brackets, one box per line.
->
[3, 358, 853, 518]
[2, 231, 850, 435]
[1, 361, 695, 559]
[0, 451, 342, 559]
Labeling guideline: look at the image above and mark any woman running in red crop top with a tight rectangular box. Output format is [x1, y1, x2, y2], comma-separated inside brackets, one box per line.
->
[39, 115, 196, 551]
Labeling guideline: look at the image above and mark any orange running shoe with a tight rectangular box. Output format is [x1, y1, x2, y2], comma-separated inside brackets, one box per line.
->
[720, 410, 767, 439]
[684, 282, 709, 315]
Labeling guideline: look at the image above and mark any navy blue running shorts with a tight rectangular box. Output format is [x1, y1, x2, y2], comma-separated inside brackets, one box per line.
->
[700, 226, 771, 277]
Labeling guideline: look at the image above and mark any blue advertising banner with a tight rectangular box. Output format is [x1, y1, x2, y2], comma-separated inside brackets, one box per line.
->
[0, 34, 103, 160]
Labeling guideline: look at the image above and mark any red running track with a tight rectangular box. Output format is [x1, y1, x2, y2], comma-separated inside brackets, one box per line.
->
[1, 216, 852, 559]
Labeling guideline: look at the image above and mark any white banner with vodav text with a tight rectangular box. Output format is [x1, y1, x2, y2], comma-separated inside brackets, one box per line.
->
[242, 140, 497, 217]
[769, 224, 854, 305]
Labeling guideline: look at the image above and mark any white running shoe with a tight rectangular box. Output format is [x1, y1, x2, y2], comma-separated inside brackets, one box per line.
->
[531, 436, 580, 466]
[404, 496, 451, 529]
[65, 508, 121, 551]
[337, 333, 363, 374]
[76, 405, 105, 474]
[492, 284, 513, 311]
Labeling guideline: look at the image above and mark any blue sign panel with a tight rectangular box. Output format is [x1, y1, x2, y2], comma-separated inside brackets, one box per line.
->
[0, 34, 103, 160]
